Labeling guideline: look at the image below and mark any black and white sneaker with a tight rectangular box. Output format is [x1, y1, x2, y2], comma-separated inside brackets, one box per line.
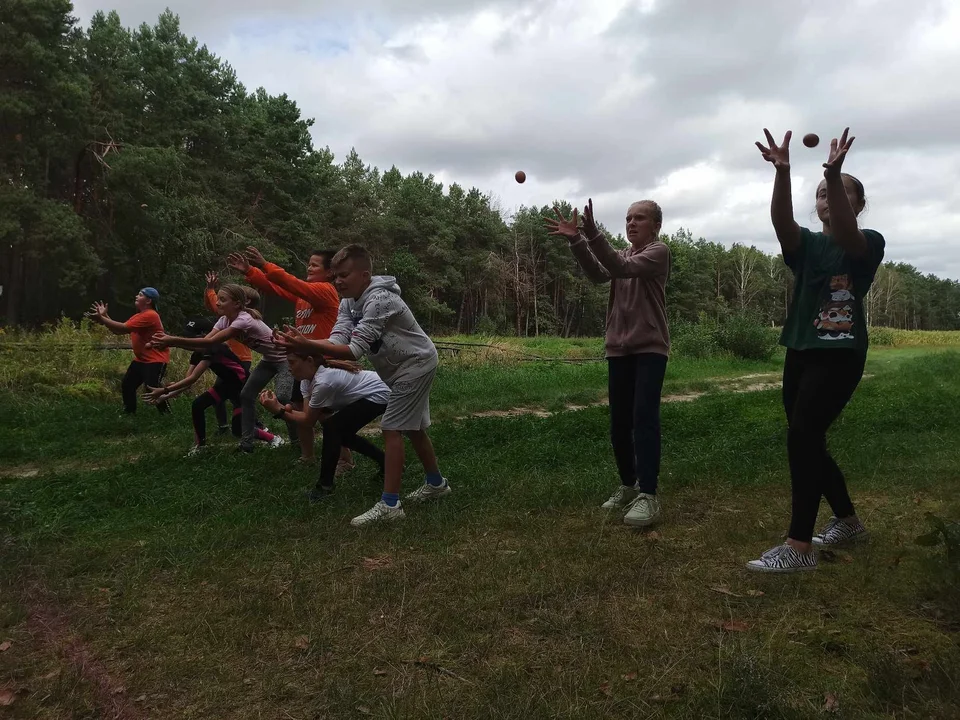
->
[812, 516, 868, 548]
[746, 543, 817, 573]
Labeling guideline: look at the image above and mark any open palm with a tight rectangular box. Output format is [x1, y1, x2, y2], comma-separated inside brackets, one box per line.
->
[823, 127, 855, 178]
[756, 129, 791, 170]
[543, 206, 580, 239]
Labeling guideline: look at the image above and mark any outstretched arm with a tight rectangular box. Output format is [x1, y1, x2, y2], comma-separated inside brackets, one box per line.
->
[144, 361, 210, 403]
[543, 205, 610, 284]
[822, 128, 867, 258]
[577, 200, 667, 278]
[273, 326, 357, 360]
[204, 271, 220, 314]
[151, 326, 238, 351]
[87, 302, 130, 335]
[756, 129, 801, 255]
[586, 235, 668, 278]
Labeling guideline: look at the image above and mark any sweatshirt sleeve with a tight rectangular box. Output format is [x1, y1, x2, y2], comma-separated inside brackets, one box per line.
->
[346, 291, 399, 361]
[567, 232, 611, 284]
[587, 234, 669, 279]
[328, 300, 354, 345]
[262, 263, 339, 311]
[245, 267, 298, 304]
[204, 288, 220, 315]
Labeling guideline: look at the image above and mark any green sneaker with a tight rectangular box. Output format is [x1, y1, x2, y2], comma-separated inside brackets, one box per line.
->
[623, 493, 660, 528]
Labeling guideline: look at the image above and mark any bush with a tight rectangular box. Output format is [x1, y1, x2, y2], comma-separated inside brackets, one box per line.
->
[671, 320, 719, 359]
[714, 314, 779, 361]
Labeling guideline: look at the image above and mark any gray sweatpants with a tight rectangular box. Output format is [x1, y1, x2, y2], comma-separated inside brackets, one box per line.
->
[239, 359, 298, 449]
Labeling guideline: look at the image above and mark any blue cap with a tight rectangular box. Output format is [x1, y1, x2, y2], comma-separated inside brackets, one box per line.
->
[140, 287, 160, 305]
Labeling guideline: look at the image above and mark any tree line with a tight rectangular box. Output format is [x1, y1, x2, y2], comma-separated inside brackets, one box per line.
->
[4, 1, 959, 334]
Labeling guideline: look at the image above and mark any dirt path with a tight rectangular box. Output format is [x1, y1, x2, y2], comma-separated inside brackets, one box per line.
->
[4, 372, 868, 478]
[459, 372, 785, 420]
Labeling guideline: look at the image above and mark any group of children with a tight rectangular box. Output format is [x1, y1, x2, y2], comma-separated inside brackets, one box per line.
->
[89, 126, 884, 571]
[88, 244, 449, 527]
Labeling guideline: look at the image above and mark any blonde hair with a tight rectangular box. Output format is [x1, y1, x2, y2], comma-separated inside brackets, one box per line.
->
[331, 244, 372, 272]
[220, 283, 263, 320]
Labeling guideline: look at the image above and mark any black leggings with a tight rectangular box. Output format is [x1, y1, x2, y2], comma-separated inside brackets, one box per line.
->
[607, 353, 668, 494]
[783, 348, 866, 543]
[214, 361, 251, 427]
[122, 361, 170, 414]
[317, 399, 388, 489]
[192, 378, 244, 445]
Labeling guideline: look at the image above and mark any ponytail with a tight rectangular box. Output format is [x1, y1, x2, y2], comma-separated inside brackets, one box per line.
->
[220, 283, 263, 321]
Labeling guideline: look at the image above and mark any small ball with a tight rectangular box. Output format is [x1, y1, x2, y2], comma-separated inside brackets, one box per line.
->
[515, 170, 526, 184]
[802, 133, 820, 148]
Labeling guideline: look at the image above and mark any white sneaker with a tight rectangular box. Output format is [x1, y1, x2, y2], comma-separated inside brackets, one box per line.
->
[269, 435, 286, 449]
[185, 444, 206, 458]
[405, 479, 451, 503]
[623, 493, 661, 527]
[350, 500, 406, 527]
[601, 483, 639, 510]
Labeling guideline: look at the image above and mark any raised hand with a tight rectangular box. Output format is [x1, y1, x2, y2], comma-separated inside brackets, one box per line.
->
[227, 252, 250, 274]
[581, 198, 600, 239]
[205, 271, 218, 289]
[87, 301, 108, 321]
[822, 127, 855, 179]
[543, 205, 581, 239]
[756, 129, 792, 170]
[272, 325, 312, 352]
[244, 246, 267, 268]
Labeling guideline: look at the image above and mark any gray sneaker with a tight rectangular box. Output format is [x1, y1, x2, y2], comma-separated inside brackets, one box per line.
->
[623, 493, 661, 527]
[601, 483, 639, 510]
[746, 543, 817, 573]
[812, 516, 868, 547]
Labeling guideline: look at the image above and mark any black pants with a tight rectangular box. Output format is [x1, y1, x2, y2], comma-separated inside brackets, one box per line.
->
[193, 378, 244, 445]
[122, 361, 170, 414]
[783, 348, 866, 543]
[608, 353, 668, 494]
[214, 360, 251, 428]
[317, 399, 387, 489]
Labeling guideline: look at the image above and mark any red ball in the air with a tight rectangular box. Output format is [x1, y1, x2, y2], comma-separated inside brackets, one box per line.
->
[802, 133, 820, 148]
[515, 170, 526, 184]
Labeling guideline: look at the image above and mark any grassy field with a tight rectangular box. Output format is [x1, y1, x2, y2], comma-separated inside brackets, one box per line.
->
[1, 335, 959, 718]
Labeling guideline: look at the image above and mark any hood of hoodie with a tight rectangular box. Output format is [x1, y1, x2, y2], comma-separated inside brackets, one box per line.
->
[355, 275, 401, 305]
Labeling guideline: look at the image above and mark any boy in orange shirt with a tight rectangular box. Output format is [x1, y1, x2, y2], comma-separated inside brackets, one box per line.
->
[228, 247, 344, 463]
[89, 287, 171, 414]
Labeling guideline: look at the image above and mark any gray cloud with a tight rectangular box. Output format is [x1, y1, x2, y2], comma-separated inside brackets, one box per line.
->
[69, 0, 960, 278]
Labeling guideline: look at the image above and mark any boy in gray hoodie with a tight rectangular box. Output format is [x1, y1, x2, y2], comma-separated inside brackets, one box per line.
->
[275, 244, 450, 526]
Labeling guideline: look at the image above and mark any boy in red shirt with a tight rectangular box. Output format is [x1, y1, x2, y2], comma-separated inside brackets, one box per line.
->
[227, 247, 345, 464]
[89, 287, 171, 414]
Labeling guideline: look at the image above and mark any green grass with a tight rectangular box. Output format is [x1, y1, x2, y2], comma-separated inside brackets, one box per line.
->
[1, 344, 959, 718]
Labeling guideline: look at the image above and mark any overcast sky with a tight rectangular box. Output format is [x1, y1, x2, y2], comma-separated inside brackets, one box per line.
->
[71, 0, 960, 278]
